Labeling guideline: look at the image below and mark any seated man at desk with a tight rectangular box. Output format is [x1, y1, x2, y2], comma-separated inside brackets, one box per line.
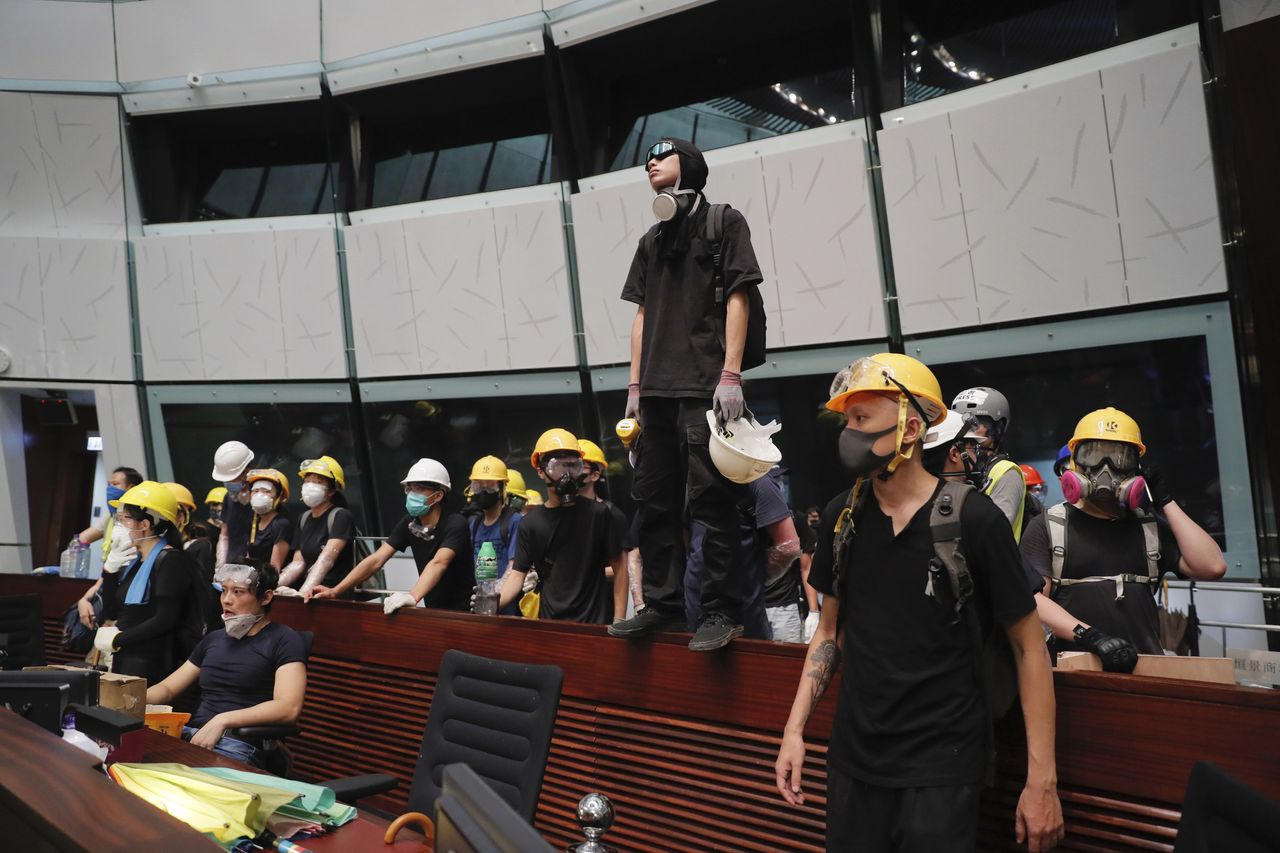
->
[146, 562, 307, 768]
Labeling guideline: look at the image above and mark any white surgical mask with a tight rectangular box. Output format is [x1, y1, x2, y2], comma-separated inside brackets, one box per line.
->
[300, 482, 328, 508]
[110, 522, 134, 553]
[223, 611, 264, 640]
[250, 493, 275, 514]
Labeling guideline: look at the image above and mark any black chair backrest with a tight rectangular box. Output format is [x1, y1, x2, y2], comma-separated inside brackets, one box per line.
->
[406, 649, 563, 822]
[1173, 761, 1280, 852]
[0, 595, 45, 671]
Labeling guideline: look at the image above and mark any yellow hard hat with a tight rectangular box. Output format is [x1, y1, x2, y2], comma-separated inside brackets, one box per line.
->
[505, 468, 527, 499]
[531, 428, 582, 468]
[469, 455, 508, 483]
[246, 468, 291, 503]
[578, 439, 607, 468]
[205, 486, 227, 505]
[110, 481, 181, 527]
[298, 455, 345, 490]
[162, 482, 197, 511]
[825, 352, 946, 425]
[1068, 407, 1146, 455]
[524, 489, 544, 506]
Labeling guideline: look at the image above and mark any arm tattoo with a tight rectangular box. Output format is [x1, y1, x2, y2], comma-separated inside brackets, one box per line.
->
[805, 640, 841, 715]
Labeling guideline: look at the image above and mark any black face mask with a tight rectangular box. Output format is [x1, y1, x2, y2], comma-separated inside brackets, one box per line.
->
[471, 490, 501, 510]
[552, 474, 582, 499]
[838, 424, 897, 479]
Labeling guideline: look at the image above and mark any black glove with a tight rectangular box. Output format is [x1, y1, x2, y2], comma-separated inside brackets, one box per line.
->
[1142, 464, 1174, 508]
[1075, 625, 1139, 673]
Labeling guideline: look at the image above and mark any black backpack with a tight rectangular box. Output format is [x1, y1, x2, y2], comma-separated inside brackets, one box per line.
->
[299, 505, 371, 565]
[706, 204, 767, 371]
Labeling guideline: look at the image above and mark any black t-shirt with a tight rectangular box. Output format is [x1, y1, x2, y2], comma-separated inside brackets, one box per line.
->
[386, 511, 473, 610]
[1021, 504, 1182, 654]
[188, 622, 307, 728]
[245, 514, 293, 565]
[221, 495, 255, 563]
[620, 203, 763, 397]
[514, 499, 621, 624]
[808, 482, 1035, 787]
[292, 505, 356, 589]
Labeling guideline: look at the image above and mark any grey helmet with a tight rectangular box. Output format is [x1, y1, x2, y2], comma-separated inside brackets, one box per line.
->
[950, 387, 1010, 443]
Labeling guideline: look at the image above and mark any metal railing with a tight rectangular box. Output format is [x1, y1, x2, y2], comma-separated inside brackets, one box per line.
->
[1163, 580, 1280, 651]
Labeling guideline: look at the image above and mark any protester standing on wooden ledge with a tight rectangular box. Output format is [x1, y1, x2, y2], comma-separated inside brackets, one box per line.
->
[1021, 407, 1227, 656]
[774, 354, 1064, 852]
[608, 137, 767, 652]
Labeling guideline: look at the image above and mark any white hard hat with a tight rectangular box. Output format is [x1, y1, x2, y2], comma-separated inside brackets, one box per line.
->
[705, 410, 782, 485]
[401, 458, 451, 491]
[923, 410, 967, 451]
[211, 441, 254, 482]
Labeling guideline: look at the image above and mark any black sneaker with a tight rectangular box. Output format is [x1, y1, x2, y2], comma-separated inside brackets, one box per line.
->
[608, 607, 685, 639]
[688, 612, 744, 652]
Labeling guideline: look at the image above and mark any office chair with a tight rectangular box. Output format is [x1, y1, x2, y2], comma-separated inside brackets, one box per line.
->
[321, 649, 564, 822]
[226, 630, 313, 776]
[1173, 760, 1280, 852]
[0, 594, 46, 670]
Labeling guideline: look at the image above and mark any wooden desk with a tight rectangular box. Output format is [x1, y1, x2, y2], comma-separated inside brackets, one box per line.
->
[8, 574, 1280, 852]
[141, 729, 429, 852]
[0, 709, 221, 852]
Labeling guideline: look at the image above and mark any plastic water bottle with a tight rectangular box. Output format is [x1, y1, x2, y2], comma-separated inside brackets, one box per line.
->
[74, 540, 90, 579]
[60, 538, 78, 578]
[473, 541, 499, 616]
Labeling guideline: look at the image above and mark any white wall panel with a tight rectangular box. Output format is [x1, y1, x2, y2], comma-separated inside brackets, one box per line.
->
[879, 114, 979, 334]
[134, 235, 204, 381]
[0, 0, 116, 83]
[758, 135, 884, 346]
[879, 31, 1225, 334]
[492, 200, 577, 368]
[569, 179, 652, 365]
[188, 231, 283, 380]
[1221, 0, 1280, 30]
[274, 228, 347, 379]
[1102, 46, 1226, 301]
[0, 237, 47, 379]
[322, 0, 542, 63]
[949, 75, 1125, 323]
[345, 221, 422, 377]
[0, 92, 124, 239]
[39, 239, 130, 381]
[403, 211, 507, 374]
[114, 0, 320, 83]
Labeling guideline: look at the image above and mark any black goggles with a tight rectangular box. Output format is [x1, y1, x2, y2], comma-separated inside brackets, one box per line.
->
[646, 141, 678, 162]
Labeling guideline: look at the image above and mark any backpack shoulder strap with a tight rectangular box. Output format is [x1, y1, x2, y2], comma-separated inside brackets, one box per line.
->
[1134, 508, 1161, 581]
[1046, 503, 1069, 581]
[929, 481, 974, 622]
[468, 513, 480, 544]
[707, 203, 727, 305]
[499, 506, 516, 549]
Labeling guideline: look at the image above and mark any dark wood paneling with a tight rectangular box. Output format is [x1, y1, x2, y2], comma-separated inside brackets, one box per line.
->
[8, 576, 1280, 851]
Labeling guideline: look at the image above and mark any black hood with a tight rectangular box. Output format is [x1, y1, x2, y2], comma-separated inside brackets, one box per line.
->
[663, 137, 708, 192]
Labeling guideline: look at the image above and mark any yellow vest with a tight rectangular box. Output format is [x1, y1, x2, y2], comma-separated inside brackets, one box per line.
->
[984, 459, 1026, 542]
[101, 515, 115, 560]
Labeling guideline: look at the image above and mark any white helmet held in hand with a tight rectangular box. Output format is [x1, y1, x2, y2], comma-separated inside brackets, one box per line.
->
[705, 410, 782, 484]
[401, 458, 451, 491]
[212, 441, 254, 482]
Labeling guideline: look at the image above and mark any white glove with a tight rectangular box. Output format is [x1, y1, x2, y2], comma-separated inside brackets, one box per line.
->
[803, 612, 820, 643]
[94, 626, 121, 654]
[522, 570, 539, 594]
[273, 585, 302, 597]
[383, 592, 416, 614]
[103, 545, 136, 574]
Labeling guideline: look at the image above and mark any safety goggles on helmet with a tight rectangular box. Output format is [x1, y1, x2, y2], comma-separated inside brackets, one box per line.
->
[544, 455, 585, 479]
[1073, 439, 1139, 472]
[215, 563, 260, 592]
[828, 357, 932, 427]
[469, 481, 502, 494]
[646, 141, 678, 162]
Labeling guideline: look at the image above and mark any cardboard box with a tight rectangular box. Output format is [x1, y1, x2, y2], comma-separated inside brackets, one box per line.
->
[1058, 651, 1235, 684]
[23, 665, 148, 719]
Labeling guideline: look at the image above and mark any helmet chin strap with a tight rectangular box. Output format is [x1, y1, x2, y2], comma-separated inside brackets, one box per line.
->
[878, 396, 917, 481]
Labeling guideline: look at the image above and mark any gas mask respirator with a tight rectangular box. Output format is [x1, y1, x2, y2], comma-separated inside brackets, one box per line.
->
[1060, 440, 1146, 511]
[652, 186, 698, 222]
[544, 456, 586, 502]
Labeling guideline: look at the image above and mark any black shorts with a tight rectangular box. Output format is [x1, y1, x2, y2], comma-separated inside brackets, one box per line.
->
[826, 765, 982, 853]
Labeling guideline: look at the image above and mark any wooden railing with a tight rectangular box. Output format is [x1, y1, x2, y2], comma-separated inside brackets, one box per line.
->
[7, 574, 1280, 852]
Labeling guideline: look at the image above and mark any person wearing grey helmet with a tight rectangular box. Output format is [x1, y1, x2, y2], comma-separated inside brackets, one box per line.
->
[951, 386, 1031, 539]
[610, 138, 767, 652]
